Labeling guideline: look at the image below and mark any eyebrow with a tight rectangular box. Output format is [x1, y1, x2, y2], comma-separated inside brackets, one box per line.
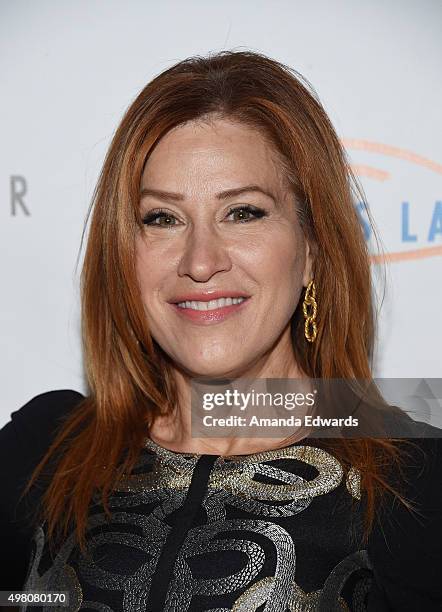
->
[140, 184, 277, 203]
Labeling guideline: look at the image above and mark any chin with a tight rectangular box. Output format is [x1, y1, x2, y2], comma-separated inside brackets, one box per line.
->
[179, 358, 246, 380]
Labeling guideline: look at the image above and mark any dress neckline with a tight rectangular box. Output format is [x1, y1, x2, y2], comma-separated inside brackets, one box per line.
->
[143, 435, 313, 464]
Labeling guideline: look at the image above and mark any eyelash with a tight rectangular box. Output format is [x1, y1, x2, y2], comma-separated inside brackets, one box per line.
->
[141, 205, 267, 227]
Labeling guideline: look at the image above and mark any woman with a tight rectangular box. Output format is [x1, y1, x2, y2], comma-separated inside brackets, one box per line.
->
[1, 50, 441, 611]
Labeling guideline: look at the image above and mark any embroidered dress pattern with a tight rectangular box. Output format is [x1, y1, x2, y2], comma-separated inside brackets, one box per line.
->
[22, 440, 372, 612]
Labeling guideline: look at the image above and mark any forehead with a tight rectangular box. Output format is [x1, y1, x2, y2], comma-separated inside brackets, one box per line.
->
[141, 117, 288, 194]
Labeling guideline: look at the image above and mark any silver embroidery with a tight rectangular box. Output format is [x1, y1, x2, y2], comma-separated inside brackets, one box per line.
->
[23, 442, 370, 611]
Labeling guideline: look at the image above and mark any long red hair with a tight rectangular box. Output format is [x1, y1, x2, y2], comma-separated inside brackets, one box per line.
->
[22, 50, 417, 554]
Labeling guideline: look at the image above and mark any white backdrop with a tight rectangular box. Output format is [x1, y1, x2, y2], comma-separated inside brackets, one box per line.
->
[1, 0, 441, 426]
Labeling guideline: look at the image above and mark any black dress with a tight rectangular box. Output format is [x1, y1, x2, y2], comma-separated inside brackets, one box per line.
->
[1, 390, 442, 611]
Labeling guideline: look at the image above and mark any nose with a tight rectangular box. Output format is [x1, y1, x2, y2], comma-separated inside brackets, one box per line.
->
[177, 223, 232, 282]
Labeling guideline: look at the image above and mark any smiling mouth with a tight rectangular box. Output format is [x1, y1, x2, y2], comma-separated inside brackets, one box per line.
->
[175, 297, 248, 311]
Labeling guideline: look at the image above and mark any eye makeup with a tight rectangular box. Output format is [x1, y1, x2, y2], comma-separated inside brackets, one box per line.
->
[141, 205, 268, 227]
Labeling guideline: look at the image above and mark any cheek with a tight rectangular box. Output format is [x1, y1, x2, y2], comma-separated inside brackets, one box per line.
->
[135, 234, 165, 275]
[236, 229, 304, 289]
[135, 240, 149, 292]
[135, 239, 162, 300]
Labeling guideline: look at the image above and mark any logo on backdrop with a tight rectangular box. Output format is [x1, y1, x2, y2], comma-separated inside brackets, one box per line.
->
[344, 140, 442, 263]
[10, 175, 30, 216]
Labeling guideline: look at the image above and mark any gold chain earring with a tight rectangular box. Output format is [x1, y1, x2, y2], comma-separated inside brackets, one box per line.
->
[303, 280, 318, 343]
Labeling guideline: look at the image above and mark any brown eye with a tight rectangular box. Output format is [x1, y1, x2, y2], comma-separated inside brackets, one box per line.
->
[142, 211, 178, 227]
[227, 205, 267, 223]
[232, 209, 252, 222]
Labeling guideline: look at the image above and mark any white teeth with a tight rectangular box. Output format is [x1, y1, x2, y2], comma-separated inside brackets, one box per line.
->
[176, 297, 246, 310]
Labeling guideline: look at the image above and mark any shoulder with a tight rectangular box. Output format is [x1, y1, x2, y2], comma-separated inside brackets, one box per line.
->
[355, 398, 442, 439]
[0, 389, 85, 457]
[387, 435, 442, 513]
[374, 434, 442, 520]
[7, 388, 85, 428]
[367, 435, 442, 608]
[0, 390, 85, 590]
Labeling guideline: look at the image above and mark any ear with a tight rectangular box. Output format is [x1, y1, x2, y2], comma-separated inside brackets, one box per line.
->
[302, 239, 316, 287]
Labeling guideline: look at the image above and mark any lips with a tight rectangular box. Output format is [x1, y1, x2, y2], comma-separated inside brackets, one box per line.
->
[168, 290, 251, 304]
[169, 295, 251, 324]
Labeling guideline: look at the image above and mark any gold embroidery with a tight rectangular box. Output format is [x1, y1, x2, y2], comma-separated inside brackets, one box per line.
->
[346, 466, 361, 500]
[116, 442, 346, 504]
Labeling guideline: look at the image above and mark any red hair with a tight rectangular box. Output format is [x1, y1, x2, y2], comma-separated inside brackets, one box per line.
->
[22, 50, 417, 554]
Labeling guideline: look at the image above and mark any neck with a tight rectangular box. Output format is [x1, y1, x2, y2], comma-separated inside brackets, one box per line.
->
[149, 344, 311, 456]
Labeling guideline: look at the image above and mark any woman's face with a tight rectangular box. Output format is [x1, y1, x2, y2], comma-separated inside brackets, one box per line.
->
[136, 116, 313, 379]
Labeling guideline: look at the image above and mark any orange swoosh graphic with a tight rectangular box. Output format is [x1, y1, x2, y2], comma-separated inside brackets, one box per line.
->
[370, 245, 442, 263]
[343, 140, 442, 175]
[350, 164, 391, 181]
